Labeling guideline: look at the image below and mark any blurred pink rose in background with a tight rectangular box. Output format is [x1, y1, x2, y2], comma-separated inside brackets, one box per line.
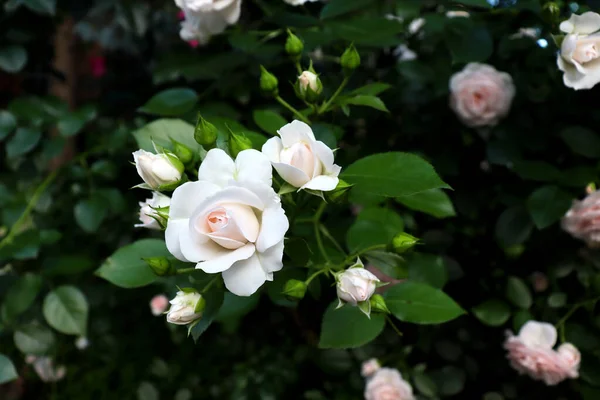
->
[150, 294, 170, 316]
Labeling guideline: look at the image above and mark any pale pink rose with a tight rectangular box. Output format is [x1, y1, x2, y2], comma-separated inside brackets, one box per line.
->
[30, 357, 66, 383]
[361, 358, 381, 378]
[364, 367, 414, 400]
[562, 190, 600, 246]
[150, 294, 170, 316]
[504, 321, 580, 385]
[449, 63, 515, 127]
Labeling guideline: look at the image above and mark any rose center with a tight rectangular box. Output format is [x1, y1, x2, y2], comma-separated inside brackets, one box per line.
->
[573, 42, 600, 64]
[280, 142, 322, 178]
[199, 204, 260, 250]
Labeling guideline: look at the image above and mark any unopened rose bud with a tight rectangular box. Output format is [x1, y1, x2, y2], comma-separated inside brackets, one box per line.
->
[259, 65, 278, 95]
[144, 257, 176, 276]
[340, 44, 360, 73]
[297, 70, 323, 102]
[194, 115, 218, 149]
[282, 279, 307, 300]
[369, 294, 390, 314]
[285, 30, 304, 57]
[392, 232, 419, 254]
[135, 192, 170, 230]
[586, 183, 596, 194]
[326, 179, 352, 203]
[171, 140, 193, 164]
[336, 265, 379, 306]
[229, 130, 253, 158]
[361, 358, 381, 378]
[132, 149, 184, 190]
[166, 290, 205, 325]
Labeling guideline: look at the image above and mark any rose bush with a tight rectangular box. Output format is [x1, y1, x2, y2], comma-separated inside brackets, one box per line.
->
[2, 1, 600, 399]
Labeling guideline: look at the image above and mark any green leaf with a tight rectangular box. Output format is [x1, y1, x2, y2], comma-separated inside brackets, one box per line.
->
[318, 302, 385, 349]
[495, 206, 533, 247]
[341, 95, 388, 112]
[347, 207, 403, 253]
[253, 110, 287, 136]
[6, 127, 41, 158]
[396, 189, 456, 218]
[216, 292, 260, 322]
[350, 83, 392, 96]
[96, 239, 171, 288]
[328, 17, 404, 46]
[472, 299, 511, 327]
[43, 285, 88, 336]
[320, 0, 375, 19]
[342, 152, 450, 197]
[139, 88, 198, 117]
[408, 253, 448, 289]
[133, 118, 201, 154]
[453, 0, 493, 7]
[446, 25, 493, 63]
[0, 45, 27, 73]
[190, 288, 224, 342]
[57, 105, 97, 137]
[366, 251, 408, 279]
[22, 0, 56, 15]
[1, 273, 42, 321]
[560, 126, 600, 158]
[0, 110, 16, 141]
[13, 324, 55, 355]
[0, 354, 18, 384]
[74, 196, 107, 233]
[505, 276, 532, 309]
[526, 185, 572, 229]
[384, 282, 465, 324]
[512, 161, 561, 182]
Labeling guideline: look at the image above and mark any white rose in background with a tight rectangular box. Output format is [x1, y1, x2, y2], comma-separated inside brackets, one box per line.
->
[446, 10, 470, 18]
[504, 320, 581, 385]
[135, 192, 170, 230]
[25, 356, 67, 383]
[165, 149, 289, 296]
[132, 149, 183, 190]
[557, 12, 600, 90]
[283, 0, 320, 6]
[449, 63, 515, 127]
[393, 44, 417, 62]
[175, 0, 241, 45]
[408, 18, 425, 35]
[166, 290, 205, 325]
[262, 120, 341, 192]
[364, 367, 415, 400]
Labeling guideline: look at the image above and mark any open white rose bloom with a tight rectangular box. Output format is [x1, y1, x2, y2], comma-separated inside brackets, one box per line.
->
[558, 12, 600, 90]
[175, 0, 242, 45]
[165, 148, 289, 296]
[262, 120, 341, 192]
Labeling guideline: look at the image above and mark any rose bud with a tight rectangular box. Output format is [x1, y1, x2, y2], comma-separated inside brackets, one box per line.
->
[135, 192, 170, 230]
[166, 290, 205, 325]
[132, 149, 184, 190]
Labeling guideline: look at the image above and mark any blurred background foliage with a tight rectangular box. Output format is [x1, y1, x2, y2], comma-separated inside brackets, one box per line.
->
[2, 0, 600, 399]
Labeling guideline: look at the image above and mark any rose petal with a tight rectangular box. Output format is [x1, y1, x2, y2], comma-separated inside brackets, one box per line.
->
[302, 175, 339, 191]
[169, 181, 221, 219]
[272, 162, 310, 187]
[196, 243, 255, 273]
[181, 231, 234, 261]
[256, 205, 289, 253]
[198, 148, 236, 187]
[235, 149, 273, 186]
[312, 140, 336, 170]
[262, 137, 283, 163]
[560, 12, 600, 35]
[257, 239, 284, 275]
[519, 321, 557, 349]
[222, 253, 269, 296]
[278, 120, 316, 147]
[165, 219, 188, 261]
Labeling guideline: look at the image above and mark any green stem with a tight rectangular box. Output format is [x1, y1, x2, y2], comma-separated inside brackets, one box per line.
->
[314, 202, 329, 263]
[201, 275, 220, 293]
[306, 268, 330, 285]
[318, 76, 350, 114]
[0, 170, 58, 249]
[340, 244, 387, 266]
[176, 267, 196, 275]
[319, 224, 346, 255]
[294, 60, 303, 75]
[555, 296, 600, 342]
[386, 315, 403, 337]
[275, 95, 311, 124]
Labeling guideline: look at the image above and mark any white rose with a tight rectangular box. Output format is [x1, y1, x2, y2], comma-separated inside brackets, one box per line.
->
[393, 44, 417, 62]
[132, 149, 183, 189]
[175, 0, 241, 45]
[166, 290, 204, 325]
[364, 367, 415, 400]
[165, 149, 289, 296]
[446, 10, 470, 18]
[74, 336, 89, 350]
[135, 192, 171, 230]
[336, 267, 379, 305]
[262, 120, 341, 191]
[283, 0, 320, 6]
[557, 12, 600, 90]
[408, 18, 425, 35]
[298, 71, 320, 93]
[449, 63, 515, 127]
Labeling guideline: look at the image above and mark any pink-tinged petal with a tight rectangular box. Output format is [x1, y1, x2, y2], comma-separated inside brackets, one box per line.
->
[191, 187, 265, 223]
[235, 149, 273, 186]
[257, 239, 284, 274]
[222, 253, 269, 296]
[180, 231, 227, 262]
[256, 206, 289, 253]
[278, 120, 315, 147]
[519, 321, 557, 349]
[272, 162, 309, 187]
[261, 137, 283, 163]
[196, 243, 255, 273]
[302, 175, 339, 192]
[198, 148, 236, 187]
[205, 233, 246, 250]
[165, 219, 188, 261]
[170, 181, 221, 219]
[224, 202, 260, 242]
